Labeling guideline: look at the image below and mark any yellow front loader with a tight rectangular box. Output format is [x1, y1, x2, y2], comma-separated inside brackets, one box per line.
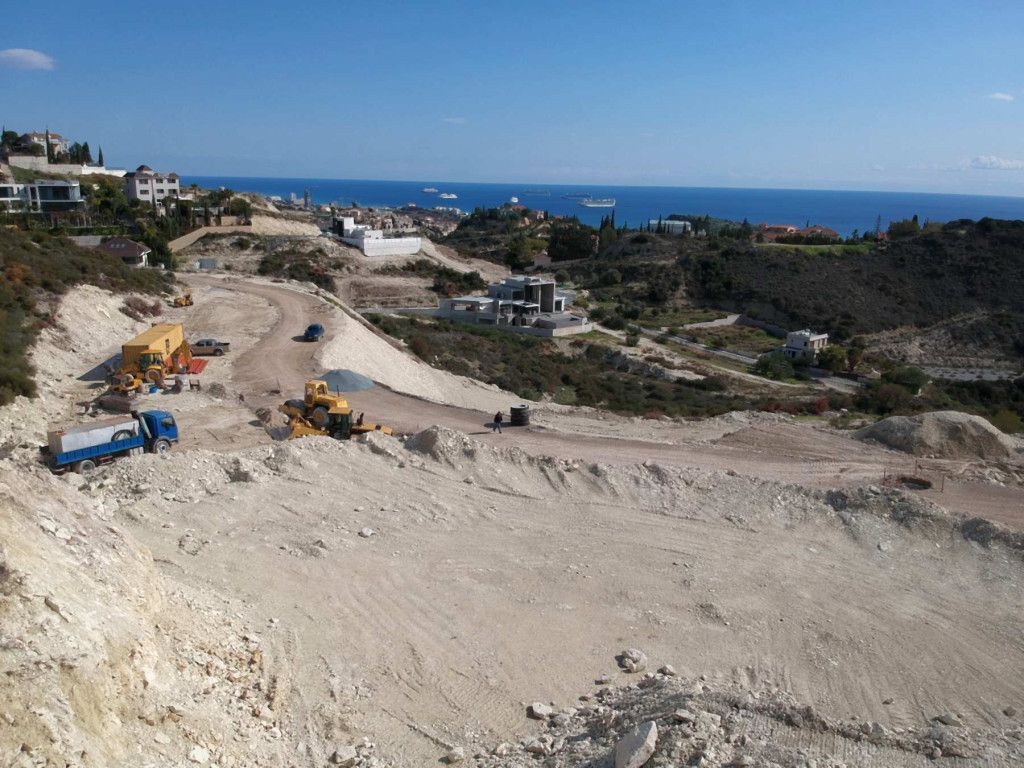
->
[279, 380, 393, 440]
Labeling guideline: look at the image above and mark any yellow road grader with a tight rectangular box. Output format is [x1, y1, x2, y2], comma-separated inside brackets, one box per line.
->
[279, 380, 393, 440]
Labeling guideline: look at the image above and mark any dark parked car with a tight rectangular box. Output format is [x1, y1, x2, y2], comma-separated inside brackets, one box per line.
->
[190, 338, 230, 356]
[304, 323, 325, 342]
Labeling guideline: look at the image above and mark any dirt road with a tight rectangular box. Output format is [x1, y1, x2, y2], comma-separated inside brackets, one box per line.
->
[184, 274, 1024, 527]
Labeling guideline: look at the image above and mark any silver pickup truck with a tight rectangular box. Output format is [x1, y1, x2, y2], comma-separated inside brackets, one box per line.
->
[189, 338, 230, 356]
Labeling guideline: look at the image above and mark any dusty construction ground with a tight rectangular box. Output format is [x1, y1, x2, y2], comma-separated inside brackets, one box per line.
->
[2, 272, 1024, 767]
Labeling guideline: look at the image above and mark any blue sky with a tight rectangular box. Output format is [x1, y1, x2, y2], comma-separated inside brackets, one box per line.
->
[3, 1, 1024, 194]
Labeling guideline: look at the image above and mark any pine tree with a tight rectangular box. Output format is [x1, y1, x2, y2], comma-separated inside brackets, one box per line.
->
[97, 146, 104, 166]
[82, 141, 91, 164]
[45, 128, 53, 162]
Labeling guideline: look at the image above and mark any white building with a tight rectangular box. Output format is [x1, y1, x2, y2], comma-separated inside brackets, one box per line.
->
[434, 275, 591, 337]
[782, 329, 829, 362]
[649, 219, 692, 234]
[333, 216, 421, 257]
[123, 165, 181, 204]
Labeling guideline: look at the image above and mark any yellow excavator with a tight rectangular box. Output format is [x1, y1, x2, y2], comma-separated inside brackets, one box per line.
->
[279, 380, 393, 440]
[113, 323, 193, 392]
[173, 291, 194, 308]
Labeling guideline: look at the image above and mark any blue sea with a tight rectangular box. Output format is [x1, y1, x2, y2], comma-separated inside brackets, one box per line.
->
[184, 176, 1024, 237]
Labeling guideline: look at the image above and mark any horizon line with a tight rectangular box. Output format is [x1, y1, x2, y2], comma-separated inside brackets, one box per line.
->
[178, 174, 1024, 201]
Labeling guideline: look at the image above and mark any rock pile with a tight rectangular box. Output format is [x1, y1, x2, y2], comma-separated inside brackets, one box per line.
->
[476, 665, 1023, 767]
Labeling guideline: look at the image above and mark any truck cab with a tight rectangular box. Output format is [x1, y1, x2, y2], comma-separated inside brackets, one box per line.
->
[139, 410, 179, 445]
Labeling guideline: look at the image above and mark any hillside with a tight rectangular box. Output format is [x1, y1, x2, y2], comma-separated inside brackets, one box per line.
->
[0, 229, 173, 404]
[685, 219, 1024, 343]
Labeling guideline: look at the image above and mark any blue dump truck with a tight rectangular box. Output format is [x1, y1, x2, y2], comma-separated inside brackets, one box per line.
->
[45, 410, 180, 474]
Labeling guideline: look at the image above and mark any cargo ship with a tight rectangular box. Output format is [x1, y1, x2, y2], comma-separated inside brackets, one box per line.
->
[578, 197, 616, 208]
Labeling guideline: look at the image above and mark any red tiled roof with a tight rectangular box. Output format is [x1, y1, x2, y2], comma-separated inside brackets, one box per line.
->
[96, 237, 151, 259]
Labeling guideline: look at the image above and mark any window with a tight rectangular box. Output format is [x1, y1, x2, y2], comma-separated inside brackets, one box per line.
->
[139, 189, 150, 195]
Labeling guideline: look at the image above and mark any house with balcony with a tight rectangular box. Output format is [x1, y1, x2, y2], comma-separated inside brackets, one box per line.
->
[0, 179, 85, 212]
[124, 165, 181, 205]
[434, 275, 591, 337]
[781, 329, 829, 362]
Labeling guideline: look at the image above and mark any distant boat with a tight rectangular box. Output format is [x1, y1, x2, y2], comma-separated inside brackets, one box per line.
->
[439, 192, 458, 199]
[523, 189, 550, 196]
[509, 196, 519, 204]
[422, 186, 439, 193]
[579, 197, 616, 208]
[562, 192, 590, 200]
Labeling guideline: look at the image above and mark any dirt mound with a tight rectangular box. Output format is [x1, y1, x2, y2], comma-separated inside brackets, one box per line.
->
[855, 410, 1018, 460]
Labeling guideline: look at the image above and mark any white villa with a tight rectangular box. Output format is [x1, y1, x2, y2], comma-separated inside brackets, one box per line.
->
[124, 165, 181, 204]
[333, 216, 421, 256]
[781, 329, 829, 362]
[435, 275, 591, 337]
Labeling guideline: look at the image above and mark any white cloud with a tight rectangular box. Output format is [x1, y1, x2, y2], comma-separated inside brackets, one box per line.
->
[969, 155, 1024, 170]
[442, 116, 466, 124]
[987, 92, 1015, 101]
[0, 48, 55, 70]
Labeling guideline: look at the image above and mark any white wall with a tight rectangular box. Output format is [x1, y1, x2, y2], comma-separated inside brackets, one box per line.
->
[341, 235, 422, 256]
[7, 155, 126, 177]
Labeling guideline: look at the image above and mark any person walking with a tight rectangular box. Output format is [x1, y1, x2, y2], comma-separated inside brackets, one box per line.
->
[492, 411, 503, 434]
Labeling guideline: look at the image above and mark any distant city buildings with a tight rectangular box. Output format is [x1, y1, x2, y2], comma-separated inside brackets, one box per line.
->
[124, 165, 181, 204]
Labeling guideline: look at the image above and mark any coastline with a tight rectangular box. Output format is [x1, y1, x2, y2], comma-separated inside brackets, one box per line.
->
[184, 175, 1024, 236]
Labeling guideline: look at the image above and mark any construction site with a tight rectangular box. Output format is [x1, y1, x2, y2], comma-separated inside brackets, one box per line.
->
[2, 231, 1024, 768]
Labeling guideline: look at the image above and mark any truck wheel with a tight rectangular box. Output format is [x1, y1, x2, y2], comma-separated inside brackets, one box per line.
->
[214, 348, 224, 356]
[311, 406, 330, 427]
[145, 368, 164, 386]
[75, 459, 97, 474]
[152, 439, 171, 454]
[112, 430, 132, 442]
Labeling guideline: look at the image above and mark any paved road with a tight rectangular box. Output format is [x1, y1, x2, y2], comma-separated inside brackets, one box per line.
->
[184, 274, 1024, 527]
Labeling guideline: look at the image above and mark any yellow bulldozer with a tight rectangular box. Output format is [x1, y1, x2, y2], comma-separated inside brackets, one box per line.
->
[173, 291, 194, 307]
[279, 380, 393, 440]
[113, 323, 193, 392]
